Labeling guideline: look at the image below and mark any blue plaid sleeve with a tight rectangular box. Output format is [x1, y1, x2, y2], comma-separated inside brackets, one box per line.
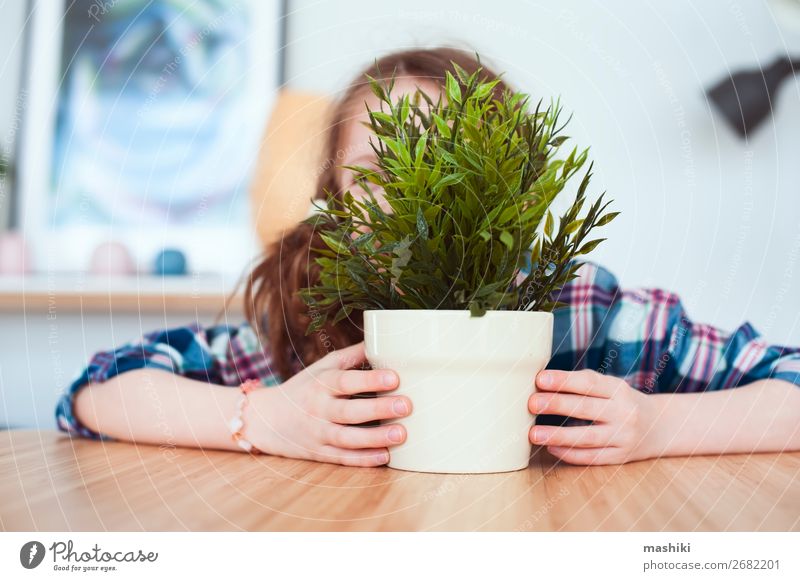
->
[55, 322, 280, 440]
[659, 316, 800, 393]
[547, 262, 800, 393]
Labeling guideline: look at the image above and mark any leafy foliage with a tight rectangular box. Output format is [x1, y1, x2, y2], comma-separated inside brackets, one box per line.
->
[301, 62, 618, 332]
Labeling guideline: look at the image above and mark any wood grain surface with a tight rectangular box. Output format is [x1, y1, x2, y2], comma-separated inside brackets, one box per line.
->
[1, 431, 798, 531]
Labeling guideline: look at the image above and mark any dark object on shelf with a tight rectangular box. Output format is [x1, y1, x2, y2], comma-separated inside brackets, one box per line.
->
[0, 153, 13, 232]
[706, 56, 798, 138]
[153, 248, 188, 276]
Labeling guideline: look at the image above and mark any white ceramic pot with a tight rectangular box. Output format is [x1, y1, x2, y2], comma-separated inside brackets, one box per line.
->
[364, 310, 553, 474]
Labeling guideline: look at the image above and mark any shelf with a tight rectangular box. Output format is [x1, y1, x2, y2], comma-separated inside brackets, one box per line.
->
[0, 273, 244, 313]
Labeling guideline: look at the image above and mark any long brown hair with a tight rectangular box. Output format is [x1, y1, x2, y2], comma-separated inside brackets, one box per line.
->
[244, 48, 509, 379]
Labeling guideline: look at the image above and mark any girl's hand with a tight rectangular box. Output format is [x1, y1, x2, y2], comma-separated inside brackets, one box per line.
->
[528, 369, 660, 465]
[250, 342, 411, 467]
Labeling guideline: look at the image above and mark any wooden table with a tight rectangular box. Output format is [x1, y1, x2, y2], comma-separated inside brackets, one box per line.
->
[1, 431, 798, 531]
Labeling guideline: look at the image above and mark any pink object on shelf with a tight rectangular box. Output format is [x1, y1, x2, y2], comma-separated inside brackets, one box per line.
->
[0, 231, 31, 274]
[89, 241, 136, 275]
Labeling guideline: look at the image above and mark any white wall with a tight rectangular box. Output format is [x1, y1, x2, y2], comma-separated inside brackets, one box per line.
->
[0, 0, 25, 154]
[0, 310, 221, 430]
[286, 0, 800, 345]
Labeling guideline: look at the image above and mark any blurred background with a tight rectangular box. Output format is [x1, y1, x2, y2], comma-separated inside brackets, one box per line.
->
[0, 0, 799, 429]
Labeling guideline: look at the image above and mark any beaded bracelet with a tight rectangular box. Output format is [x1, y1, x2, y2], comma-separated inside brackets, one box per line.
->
[228, 378, 263, 454]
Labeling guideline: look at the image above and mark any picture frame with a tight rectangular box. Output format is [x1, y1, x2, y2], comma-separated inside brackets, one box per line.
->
[17, 0, 283, 276]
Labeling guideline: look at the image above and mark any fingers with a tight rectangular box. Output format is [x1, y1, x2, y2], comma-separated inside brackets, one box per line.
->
[320, 341, 368, 371]
[535, 369, 618, 398]
[324, 423, 407, 449]
[314, 446, 391, 467]
[530, 425, 616, 448]
[529, 392, 614, 421]
[318, 368, 400, 396]
[327, 395, 412, 424]
[545, 445, 625, 466]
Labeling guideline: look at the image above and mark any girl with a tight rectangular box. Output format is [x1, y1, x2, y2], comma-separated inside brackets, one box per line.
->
[57, 48, 800, 466]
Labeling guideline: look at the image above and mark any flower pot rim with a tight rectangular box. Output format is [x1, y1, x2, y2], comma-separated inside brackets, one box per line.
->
[364, 309, 553, 315]
[364, 309, 553, 317]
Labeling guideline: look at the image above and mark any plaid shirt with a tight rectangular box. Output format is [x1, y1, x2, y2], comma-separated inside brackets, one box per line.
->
[56, 262, 800, 439]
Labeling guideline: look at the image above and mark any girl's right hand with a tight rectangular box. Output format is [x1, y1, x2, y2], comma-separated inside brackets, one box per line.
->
[249, 342, 411, 466]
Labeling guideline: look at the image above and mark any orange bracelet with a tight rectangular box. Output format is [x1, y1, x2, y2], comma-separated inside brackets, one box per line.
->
[228, 378, 263, 454]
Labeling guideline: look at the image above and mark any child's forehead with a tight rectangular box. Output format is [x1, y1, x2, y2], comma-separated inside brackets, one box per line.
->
[340, 77, 444, 161]
[385, 77, 443, 99]
[356, 76, 444, 114]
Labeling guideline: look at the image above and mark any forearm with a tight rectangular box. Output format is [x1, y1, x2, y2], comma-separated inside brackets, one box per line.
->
[73, 369, 250, 452]
[648, 379, 800, 457]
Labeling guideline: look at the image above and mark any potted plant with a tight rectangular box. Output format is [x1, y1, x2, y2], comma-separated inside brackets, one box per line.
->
[301, 63, 617, 473]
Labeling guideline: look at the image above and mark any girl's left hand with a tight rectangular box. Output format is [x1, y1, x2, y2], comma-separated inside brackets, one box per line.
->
[528, 369, 661, 465]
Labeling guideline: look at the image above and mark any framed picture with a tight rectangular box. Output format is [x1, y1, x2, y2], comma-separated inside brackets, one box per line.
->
[17, 0, 283, 276]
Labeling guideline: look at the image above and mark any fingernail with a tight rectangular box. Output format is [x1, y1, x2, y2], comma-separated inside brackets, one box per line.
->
[531, 395, 544, 411]
[378, 452, 390, 464]
[392, 399, 409, 416]
[531, 428, 544, 443]
[382, 372, 398, 387]
[538, 372, 552, 387]
[388, 426, 404, 443]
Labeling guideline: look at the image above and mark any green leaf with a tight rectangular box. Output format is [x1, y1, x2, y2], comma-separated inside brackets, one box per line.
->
[414, 130, 428, 164]
[564, 218, 584, 235]
[432, 114, 451, 138]
[595, 211, 620, 227]
[416, 207, 429, 239]
[473, 81, 496, 101]
[370, 111, 394, 125]
[431, 172, 463, 191]
[544, 212, 554, 238]
[352, 232, 375, 247]
[320, 233, 350, 255]
[498, 206, 519, 224]
[577, 238, 606, 255]
[445, 71, 462, 104]
[399, 95, 410, 124]
[499, 230, 514, 250]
